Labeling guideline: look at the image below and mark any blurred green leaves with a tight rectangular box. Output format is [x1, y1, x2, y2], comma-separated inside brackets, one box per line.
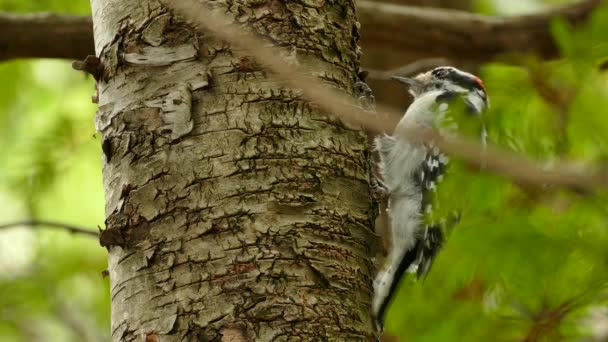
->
[385, 2, 608, 341]
[0, 57, 108, 341]
[0, 0, 90, 14]
[0, 0, 105, 339]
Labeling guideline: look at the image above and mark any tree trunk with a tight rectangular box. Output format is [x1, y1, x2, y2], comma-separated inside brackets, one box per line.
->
[90, 0, 376, 340]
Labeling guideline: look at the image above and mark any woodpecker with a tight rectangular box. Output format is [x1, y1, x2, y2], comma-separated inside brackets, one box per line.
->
[371, 66, 489, 330]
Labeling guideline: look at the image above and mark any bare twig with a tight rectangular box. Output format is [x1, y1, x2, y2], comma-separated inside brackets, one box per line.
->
[0, 220, 99, 237]
[0, 0, 602, 62]
[163, 0, 607, 194]
[366, 58, 450, 80]
[526, 63, 578, 155]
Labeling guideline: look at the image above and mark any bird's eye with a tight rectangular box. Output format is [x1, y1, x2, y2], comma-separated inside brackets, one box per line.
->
[432, 68, 450, 79]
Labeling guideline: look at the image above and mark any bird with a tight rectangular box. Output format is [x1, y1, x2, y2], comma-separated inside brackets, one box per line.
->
[371, 66, 489, 330]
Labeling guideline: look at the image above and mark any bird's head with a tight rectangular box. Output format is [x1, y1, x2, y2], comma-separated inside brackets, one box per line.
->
[392, 66, 489, 114]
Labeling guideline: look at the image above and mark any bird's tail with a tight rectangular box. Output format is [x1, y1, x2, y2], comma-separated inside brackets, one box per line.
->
[372, 225, 445, 331]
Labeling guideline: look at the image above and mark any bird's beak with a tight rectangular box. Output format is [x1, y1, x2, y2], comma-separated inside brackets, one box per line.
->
[391, 76, 422, 93]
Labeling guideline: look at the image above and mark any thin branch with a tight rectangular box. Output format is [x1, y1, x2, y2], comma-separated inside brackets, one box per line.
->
[0, 0, 602, 62]
[526, 63, 577, 156]
[0, 220, 99, 237]
[162, 0, 607, 194]
[365, 58, 450, 80]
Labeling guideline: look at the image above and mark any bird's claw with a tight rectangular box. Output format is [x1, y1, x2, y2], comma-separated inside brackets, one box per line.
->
[370, 177, 388, 201]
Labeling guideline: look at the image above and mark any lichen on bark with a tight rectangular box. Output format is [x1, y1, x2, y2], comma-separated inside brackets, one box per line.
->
[90, 0, 377, 340]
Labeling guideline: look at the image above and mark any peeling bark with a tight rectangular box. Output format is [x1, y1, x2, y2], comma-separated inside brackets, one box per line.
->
[90, 0, 376, 340]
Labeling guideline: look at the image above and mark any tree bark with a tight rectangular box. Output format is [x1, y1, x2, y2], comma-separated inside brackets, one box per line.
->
[90, 0, 376, 341]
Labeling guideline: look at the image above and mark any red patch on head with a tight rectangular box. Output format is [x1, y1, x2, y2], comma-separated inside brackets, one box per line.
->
[473, 76, 487, 93]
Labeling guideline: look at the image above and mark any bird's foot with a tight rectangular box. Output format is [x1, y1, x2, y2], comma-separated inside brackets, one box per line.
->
[370, 176, 389, 201]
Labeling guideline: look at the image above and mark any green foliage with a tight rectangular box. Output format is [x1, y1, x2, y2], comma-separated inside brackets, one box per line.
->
[0, 57, 108, 341]
[475, 0, 580, 16]
[385, 2, 608, 341]
[0, 0, 90, 14]
[0, 3, 103, 341]
[0, 0, 607, 341]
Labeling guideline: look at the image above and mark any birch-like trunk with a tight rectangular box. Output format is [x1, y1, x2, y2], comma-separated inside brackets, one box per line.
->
[90, 0, 376, 340]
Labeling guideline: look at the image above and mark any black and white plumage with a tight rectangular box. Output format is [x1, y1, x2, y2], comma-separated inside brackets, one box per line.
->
[371, 66, 489, 330]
